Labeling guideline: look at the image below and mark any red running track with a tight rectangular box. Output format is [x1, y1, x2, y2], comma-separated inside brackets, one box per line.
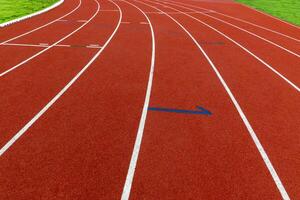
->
[0, 0, 299, 199]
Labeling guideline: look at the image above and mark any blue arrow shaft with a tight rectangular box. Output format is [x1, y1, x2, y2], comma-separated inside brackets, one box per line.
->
[148, 107, 211, 115]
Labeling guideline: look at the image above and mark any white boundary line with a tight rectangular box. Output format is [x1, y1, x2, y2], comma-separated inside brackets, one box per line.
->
[148, 0, 300, 92]
[0, 0, 64, 27]
[119, 0, 155, 200]
[136, 0, 291, 199]
[0, 0, 98, 77]
[0, 0, 82, 46]
[0, 0, 122, 156]
[160, 1, 300, 57]
[77, 20, 88, 22]
[2, 42, 103, 49]
[164, 0, 300, 42]
[3, 43, 49, 48]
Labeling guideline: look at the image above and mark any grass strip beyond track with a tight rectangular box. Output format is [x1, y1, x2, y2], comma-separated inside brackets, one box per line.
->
[236, 0, 300, 26]
[0, 0, 59, 23]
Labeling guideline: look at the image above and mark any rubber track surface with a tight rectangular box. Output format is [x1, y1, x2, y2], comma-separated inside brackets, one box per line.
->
[0, 0, 299, 199]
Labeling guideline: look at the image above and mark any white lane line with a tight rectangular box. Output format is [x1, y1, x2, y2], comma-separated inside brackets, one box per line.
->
[138, 0, 291, 199]
[77, 20, 88, 22]
[119, 1, 155, 200]
[161, 0, 300, 57]
[139, 21, 149, 24]
[57, 19, 68, 22]
[86, 44, 102, 48]
[0, 0, 82, 46]
[86, 46, 102, 49]
[121, 21, 131, 24]
[3, 43, 48, 48]
[0, 0, 100, 77]
[3, 43, 101, 49]
[164, 0, 300, 42]
[149, 0, 300, 92]
[55, 44, 72, 47]
[0, 0, 122, 156]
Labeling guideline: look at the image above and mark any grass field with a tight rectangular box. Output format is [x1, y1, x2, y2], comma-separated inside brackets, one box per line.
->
[0, 0, 59, 24]
[236, 0, 300, 26]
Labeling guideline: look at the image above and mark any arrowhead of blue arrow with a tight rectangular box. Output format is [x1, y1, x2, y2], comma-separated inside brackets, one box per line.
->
[196, 106, 212, 115]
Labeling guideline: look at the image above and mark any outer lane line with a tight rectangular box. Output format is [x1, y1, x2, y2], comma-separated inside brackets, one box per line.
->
[147, 0, 300, 92]
[164, 0, 300, 42]
[160, 0, 300, 58]
[0, 0, 122, 156]
[0, 0, 82, 46]
[133, 0, 291, 199]
[118, 0, 155, 199]
[0, 0, 99, 77]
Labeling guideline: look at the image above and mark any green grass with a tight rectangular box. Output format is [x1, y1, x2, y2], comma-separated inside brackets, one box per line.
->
[0, 0, 59, 24]
[236, 0, 300, 26]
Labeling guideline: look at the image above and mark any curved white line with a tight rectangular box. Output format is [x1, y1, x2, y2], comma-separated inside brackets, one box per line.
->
[145, 0, 300, 92]
[0, 0, 82, 45]
[164, 0, 300, 42]
[118, 1, 155, 200]
[0, 0, 122, 156]
[160, 0, 300, 57]
[0, 0, 98, 77]
[0, 0, 65, 28]
[134, 0, 291, 199]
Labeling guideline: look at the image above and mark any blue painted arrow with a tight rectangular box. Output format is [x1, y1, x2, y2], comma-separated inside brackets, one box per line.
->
[148, 106, 212, 115]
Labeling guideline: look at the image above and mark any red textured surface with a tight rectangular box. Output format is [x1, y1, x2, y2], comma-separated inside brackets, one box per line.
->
[0, 46, 43, 73]
[171, 0, 300, 38]
[11, 0, 97, 45]
[127, 4, 280, 200]
[0, 0, 299, 199]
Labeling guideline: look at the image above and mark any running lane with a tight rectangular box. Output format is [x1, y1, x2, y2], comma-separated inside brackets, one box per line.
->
[141, 0, 300, 199]
[0, 0, 79, 42]
[0, 0, 95, 75]
[170, 0, 300, 39]
[120, 1, 286, 199]
[0, 0, 153, 199]
[161, 0, 300, 54]
[154, 0, 300, 87]
[0, 0, 117, 150]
